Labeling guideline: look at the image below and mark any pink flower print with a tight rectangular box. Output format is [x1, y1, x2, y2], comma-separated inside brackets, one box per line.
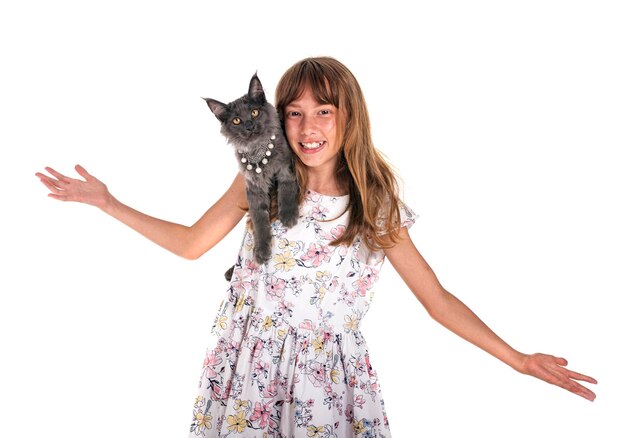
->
[222, 379, 232, 400]
[345, 404, 354, 422]
[365, 354, 377, 379]
[250, 401, 271, 428]
[254, 361, 269, 379]
[266, 275, 286, 301]
[348, 374, 357, 388]
[307, 362, 326, 387]
[350, 354, 367, 376]
[352, 267, 379, 297]
[244, 258, 259, 275]
[305, 190, 322, 203]
[262, 379, 278, 398]
[231, 267, 254, 294]
[311, 204, 329, 220]
[301, 243, 331, 267]
[318, 225, 346, 241]
[251, 338, 264, 359]
[299, 319, 314, 331]
[208, 380, 223, 401]
[203, 350, 223, 379]
[322, 330, 332, 343]
[354, 394, 366, 409]
[278, 300, 294, 316]
[370, 380, 379, 393]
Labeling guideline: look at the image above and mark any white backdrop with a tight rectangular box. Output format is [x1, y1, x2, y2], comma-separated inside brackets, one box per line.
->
[2, 1, 624, 437]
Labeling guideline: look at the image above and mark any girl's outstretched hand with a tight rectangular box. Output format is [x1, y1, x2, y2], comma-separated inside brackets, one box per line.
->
[520, 353, 597, 401]
[36, 165, 112, 210]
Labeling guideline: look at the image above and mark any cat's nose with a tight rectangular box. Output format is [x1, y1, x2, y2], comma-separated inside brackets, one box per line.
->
[244, 120, 254, 131]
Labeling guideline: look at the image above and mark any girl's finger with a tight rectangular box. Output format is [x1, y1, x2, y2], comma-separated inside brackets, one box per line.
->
[44, 167, 72, 184]
[48, 193, 68, 201]
[566, 369, 598, 384]
[74, 164, 92, 180]
[38, 177, 64, 194]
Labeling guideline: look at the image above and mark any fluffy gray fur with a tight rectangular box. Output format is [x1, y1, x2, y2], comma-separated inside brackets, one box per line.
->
[204, 73, 299, 270]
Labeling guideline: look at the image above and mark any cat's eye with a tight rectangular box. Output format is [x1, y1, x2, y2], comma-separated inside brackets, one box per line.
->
[251, 109, 260, 118]
[232, 117, 241, 125]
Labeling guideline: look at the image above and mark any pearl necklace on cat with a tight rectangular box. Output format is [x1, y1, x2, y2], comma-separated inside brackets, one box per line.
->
[238, 134, 276, 174]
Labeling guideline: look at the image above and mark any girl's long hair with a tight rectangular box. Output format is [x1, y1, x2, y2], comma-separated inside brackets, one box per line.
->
[276, 57, 402, 250]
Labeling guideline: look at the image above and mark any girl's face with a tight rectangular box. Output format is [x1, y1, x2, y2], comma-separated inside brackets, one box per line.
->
[284, 88, 340, 176]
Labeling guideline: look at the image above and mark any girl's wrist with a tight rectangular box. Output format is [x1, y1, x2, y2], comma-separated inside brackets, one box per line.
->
[100, 193, 120, 215]
[507, 350, 529, 373]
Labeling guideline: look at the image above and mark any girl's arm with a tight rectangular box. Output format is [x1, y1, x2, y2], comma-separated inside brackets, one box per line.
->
[36, 165, 247, 259]
[384, 227, 597, 401]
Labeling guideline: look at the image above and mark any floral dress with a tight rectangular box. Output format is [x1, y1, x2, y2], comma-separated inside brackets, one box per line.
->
[189, 189, 416, 438]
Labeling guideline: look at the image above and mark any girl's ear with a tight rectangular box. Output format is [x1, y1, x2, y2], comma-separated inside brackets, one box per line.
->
[203, 98, 229, 123]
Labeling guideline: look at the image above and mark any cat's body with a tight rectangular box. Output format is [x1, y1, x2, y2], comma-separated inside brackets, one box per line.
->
[204, 74, 299, 274]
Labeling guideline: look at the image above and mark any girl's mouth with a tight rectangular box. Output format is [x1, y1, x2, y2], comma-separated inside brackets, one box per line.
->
[299, 141, 325, 153]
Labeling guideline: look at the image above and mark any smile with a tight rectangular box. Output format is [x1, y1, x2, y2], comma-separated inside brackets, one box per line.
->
[300, 141, 326, 150]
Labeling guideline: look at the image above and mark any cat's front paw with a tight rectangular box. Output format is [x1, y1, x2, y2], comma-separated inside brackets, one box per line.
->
[253, 243, 272, 266]
[279, 207, 299, 229]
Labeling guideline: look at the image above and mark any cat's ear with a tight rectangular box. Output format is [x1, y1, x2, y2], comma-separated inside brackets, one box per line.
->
[203, 98, 229, 122]
[248, 73, 266, 103]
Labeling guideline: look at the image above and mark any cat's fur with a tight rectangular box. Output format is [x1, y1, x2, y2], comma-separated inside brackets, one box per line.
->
[204, 73, 299, 276]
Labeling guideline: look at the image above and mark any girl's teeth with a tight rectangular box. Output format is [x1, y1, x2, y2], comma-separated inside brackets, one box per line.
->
[302, 142, 323, 149]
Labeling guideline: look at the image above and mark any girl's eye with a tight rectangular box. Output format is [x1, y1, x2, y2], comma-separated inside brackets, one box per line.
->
[232, 117, 241, 125]
[320, 109, 330, 115]
[287, 111, 300, 117]
[251, 109, 259, 118]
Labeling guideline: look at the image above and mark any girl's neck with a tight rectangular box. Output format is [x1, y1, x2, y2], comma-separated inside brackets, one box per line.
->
[306, 173, 347, 197]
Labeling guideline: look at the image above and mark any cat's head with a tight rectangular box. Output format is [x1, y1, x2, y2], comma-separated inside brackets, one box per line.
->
[204, 73, 280, 150]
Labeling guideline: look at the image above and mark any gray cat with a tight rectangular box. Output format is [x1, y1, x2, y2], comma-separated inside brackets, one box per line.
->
[204, 73, 299, 275]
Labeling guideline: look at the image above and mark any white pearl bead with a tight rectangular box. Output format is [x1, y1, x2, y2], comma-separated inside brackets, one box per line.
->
[255, 167, 262, 173]
[268, 143, 274, 149]
[270, 134, 276, 140]
[262, 158, 268, 164]
[241, 157, 247, 163]
[246, 164, 253, 170]
[266, 151, 272, 156]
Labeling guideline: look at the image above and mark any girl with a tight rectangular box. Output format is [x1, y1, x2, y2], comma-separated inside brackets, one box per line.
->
[36, 57, 596, 437]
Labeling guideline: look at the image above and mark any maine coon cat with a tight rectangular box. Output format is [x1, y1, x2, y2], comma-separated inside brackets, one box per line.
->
[204, 73, 299, 278]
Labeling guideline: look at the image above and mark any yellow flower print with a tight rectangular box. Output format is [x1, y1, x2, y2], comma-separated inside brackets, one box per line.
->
[330, 368, 340, 384]
[216, 316, 228, 330]
[353, 419, 365, 434]
[234, 398, 249, 411]
[274, 250, 296, 272]
[278, 238, 298, 250]
[318, 287, 327, 300]
[227, 411, 247, 433]
[195, 411, 212, 429]
[344, 314, 358, 332]
[312, 335, 325, 354]
[262, 315, 273, 331]
[194, 395, 205, 408]
[277, 328, 287, 339]
[235, 295, 245, 312]
[315, 270, 331, 281]
[307, 425, 325, 437]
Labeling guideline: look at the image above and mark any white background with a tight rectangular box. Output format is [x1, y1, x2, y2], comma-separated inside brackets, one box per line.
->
[1, 1, 624, 437]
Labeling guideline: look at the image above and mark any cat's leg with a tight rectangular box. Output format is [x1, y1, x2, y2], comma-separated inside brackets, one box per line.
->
[275, 167, 299, 228]
[246, 184, 272, 265]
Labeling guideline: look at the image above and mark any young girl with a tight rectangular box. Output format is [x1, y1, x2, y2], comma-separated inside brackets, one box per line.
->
[36, 57, 596, 437]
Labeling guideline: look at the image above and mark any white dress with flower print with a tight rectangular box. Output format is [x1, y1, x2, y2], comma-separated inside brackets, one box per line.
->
[189, 189, 416, 438]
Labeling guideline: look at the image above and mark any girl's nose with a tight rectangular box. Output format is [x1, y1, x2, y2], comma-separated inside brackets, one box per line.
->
[301, 115, 316, 136]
